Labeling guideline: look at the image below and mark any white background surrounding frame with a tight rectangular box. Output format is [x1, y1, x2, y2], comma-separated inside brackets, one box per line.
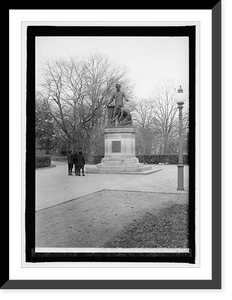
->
[9, 10, 212, 280]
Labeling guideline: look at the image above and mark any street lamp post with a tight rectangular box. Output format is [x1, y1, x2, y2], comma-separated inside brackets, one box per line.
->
[175, 86, 185, 191]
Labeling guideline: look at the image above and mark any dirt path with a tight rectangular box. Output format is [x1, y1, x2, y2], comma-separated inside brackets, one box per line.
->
[36, 190, 188, 248]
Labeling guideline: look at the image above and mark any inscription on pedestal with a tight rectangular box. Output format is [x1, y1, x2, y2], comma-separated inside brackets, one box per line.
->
[112, 141, 121, 153]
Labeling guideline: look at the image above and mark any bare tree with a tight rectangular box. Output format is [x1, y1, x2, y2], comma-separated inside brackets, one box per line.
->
[150, 81, 189, 154]
[133, 98, 158, 154]
[134, 80, 189, 155]
[37, 53, 131, 159]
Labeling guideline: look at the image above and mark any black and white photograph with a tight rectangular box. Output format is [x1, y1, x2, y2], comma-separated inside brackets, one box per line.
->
[5, 1, 223, 292]
[6, 5, 223, 291]
[25, 25, 196, 263]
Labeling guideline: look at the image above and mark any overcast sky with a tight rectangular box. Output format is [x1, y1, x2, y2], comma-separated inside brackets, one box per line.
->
[36, 37, 189, 99]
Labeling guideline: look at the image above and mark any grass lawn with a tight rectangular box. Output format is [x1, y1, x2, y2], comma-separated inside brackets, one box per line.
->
[104, 203, 189, 248]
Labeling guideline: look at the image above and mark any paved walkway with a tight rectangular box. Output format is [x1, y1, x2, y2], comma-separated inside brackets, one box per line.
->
[36, 161, 189, 211]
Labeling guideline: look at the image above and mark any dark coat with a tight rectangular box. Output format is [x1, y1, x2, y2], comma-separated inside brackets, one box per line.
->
[67, 152, 73, 164]
[75, 154, 85, 166]
[72, 153, 78, 165]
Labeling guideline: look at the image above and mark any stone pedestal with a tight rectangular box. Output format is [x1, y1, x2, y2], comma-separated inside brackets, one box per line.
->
[87, 126, 152, 174]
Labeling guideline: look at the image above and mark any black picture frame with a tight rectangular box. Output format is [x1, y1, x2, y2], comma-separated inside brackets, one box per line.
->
[5, 2, 221, 289]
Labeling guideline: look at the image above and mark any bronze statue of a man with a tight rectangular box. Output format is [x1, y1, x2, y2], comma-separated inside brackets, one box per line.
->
[107, 83, 128, 120]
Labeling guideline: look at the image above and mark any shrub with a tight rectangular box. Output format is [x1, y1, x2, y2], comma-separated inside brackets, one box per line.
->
[136, 154, 188, 165]
[92, 154, 188, 165]
[35, 155, 51, 168]
[92, 155, 104, 164]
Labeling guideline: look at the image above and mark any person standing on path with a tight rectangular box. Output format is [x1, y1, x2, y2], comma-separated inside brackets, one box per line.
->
[67, 150, 73, 175]
[107, 83, 129, 120]
[72, 150, 78, 176]
[76, 150, 86, 176]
